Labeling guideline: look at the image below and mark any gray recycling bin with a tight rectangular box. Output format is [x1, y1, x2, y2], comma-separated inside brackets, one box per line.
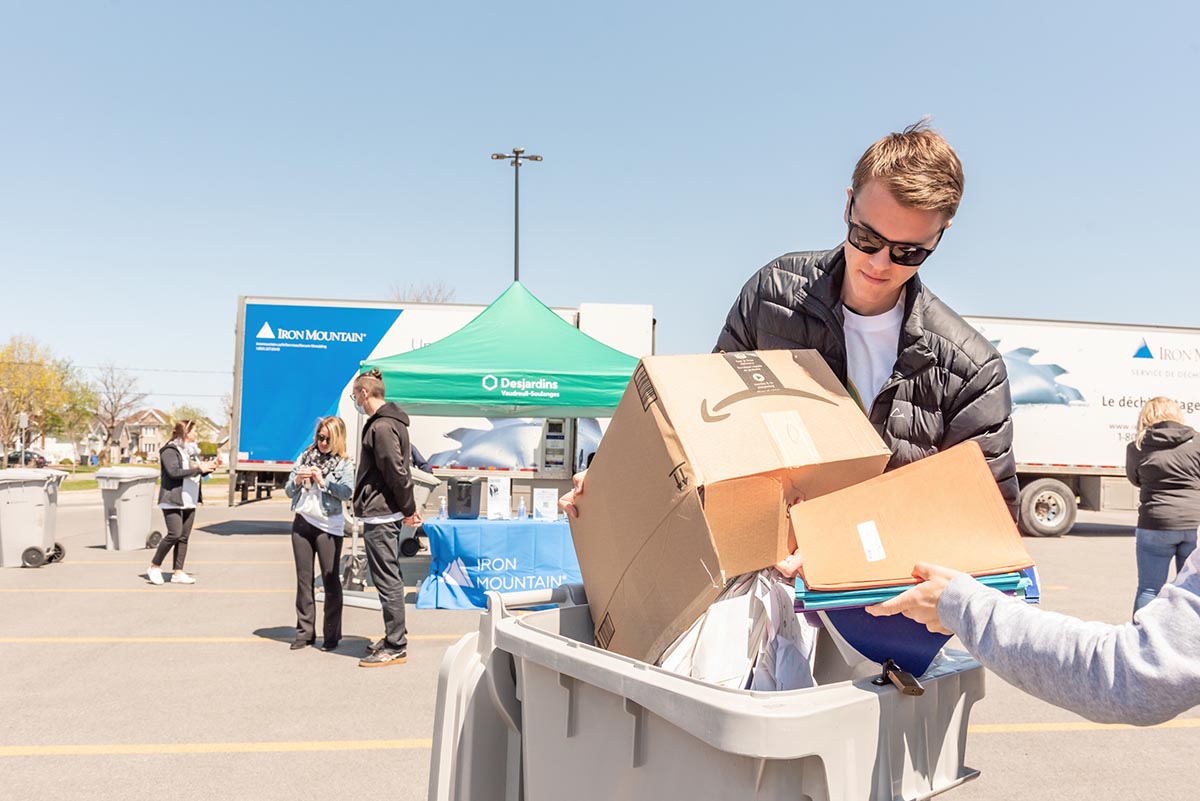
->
[430, 586, 985, 801]
[0, 468, 68, 568]
[97, 467, 162, 551]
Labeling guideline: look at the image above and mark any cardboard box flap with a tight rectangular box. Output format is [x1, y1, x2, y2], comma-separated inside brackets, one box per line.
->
[792, 442, 1033, 591]
[703, 474, 790, 576]
[644, 350, 891, 488]
[591, 491, 728, 660]
[569, 374, 698, 621]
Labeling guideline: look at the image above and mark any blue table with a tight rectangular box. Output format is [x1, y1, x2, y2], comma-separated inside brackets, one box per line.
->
[416, 518, 582, 610]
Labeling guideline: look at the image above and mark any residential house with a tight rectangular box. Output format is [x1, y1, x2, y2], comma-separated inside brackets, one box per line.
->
[87, 408, 169, 463]
[87, 409, 230, 464]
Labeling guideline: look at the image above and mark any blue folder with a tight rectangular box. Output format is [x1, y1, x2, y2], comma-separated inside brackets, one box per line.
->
[800, 568, 1040, 677]
[795, 571, 1031, 610]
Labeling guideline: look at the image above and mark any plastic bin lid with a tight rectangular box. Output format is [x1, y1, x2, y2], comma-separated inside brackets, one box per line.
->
[411, 467, 440, 490]
[0, 468, 68, 482]
[95, 467, 159, 481]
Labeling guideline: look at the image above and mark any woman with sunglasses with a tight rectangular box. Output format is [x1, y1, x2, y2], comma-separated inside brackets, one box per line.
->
[284, 417, 355, 651]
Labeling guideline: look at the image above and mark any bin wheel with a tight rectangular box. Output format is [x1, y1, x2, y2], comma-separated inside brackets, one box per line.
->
[21, 547, 47, 568]
[47, 542, 66, 563]
[146, 531, 163, 549]
[400, 536, 421, 558]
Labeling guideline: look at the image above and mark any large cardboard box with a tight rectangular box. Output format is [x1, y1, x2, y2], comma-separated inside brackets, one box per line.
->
[791, 441, 1033, 591]
[569, 350, 892, 663]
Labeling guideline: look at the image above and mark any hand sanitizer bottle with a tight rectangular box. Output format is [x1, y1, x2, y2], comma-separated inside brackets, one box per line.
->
[517, 497, 527, 519]
[438, 496, 448, 519]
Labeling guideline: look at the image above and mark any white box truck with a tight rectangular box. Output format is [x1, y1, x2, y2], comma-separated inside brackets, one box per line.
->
[228, 295, 654, 507]
[964, 316, 1200, 536]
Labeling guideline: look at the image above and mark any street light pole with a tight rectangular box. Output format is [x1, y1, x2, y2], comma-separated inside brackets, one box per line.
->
[491, 147, 542, 283]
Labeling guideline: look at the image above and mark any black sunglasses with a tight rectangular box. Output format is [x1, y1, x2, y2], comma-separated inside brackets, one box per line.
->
[846, 195, 946, 267]
[316, 435, 330, 443]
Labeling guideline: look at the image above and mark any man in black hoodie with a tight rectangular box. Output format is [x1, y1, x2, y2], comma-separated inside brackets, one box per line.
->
[350, 368, 421, 667]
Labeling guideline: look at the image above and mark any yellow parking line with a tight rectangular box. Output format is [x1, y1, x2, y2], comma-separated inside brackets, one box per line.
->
[0, 739, 433, 757]
[0, 589, 293, 594]
[970, 718, 1200, 734]
[8, 720, 1194, 758]
[0, 587, 421, 594]
[64, 561, 296, 565]
[0, 634, 467, 643]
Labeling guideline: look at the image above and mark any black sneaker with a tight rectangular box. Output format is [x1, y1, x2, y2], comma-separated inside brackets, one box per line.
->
[368, 638, 386, 655]
[358, 648, 407, 668]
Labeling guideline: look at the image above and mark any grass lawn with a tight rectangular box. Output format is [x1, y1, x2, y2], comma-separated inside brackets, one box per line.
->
[59, 472, 230, 492]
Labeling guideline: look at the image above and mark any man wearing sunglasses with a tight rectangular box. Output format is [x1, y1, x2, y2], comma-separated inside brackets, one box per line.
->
[715, 120, 1018, 519]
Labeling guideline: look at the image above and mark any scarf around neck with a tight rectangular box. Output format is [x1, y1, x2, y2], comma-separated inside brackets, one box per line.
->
[298, 446, 340, 477]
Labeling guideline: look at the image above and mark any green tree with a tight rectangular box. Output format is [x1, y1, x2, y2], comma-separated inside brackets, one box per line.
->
[0, 336, 77, 451]
[43, 372, 98, 444]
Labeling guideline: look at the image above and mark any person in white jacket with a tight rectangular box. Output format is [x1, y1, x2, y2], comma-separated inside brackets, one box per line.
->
[867, 549, 1200, 726]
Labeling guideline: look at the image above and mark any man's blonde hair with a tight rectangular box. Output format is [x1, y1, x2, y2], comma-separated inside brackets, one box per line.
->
[314, 416, 348, 458]
[852, 119, 964, 219]
[1136, 396, 1185, 448]
[353, 367, 386, 400]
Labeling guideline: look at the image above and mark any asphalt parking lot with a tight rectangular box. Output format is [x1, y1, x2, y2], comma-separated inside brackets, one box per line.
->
[0, 495, 1195, 800]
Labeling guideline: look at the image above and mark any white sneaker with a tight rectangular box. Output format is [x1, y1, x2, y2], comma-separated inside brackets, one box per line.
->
[146, 566, 164, 585]
[171, 571, 196, 584]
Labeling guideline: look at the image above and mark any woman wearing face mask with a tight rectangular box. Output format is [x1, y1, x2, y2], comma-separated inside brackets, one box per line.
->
[284, 417, 356, 651]
[147, 420, 217, 585]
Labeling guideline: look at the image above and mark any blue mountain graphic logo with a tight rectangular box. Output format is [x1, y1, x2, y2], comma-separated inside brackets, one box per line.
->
[1133, 339, 1153, 359]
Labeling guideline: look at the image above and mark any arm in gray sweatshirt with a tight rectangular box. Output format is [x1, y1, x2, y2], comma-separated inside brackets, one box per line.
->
[939, 550, 1200, 726]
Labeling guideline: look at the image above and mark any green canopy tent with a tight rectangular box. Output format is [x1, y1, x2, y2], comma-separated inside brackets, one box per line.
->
[360, 282, 639, 418]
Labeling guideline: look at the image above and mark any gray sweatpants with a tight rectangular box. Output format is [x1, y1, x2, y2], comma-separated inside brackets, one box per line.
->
[363, 521, 408, 652]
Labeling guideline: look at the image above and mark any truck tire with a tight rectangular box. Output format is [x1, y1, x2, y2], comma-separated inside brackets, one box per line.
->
[1019, 478, 1077, 537]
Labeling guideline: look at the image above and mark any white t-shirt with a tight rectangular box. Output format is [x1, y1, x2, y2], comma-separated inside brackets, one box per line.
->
[300, 508, 347, 537]
[843, 293, 905, 412]
[360, 511, 407, 526]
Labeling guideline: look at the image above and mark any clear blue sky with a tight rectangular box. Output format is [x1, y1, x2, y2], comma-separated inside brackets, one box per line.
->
[3, 1, 1197, 419]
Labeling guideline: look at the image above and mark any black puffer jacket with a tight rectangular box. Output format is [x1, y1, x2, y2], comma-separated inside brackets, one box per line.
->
[715, 247, 1019, 518]
[1126, 421, 1200, 530]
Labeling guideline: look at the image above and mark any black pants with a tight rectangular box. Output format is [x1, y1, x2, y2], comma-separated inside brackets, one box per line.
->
[153, 508, 195, 571]
[291, 515, 344, 643]
[363, 521, 407, 652]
